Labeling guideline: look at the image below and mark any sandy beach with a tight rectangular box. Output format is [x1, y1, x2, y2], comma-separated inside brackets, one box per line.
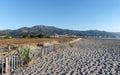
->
[11, 38, 120, 75]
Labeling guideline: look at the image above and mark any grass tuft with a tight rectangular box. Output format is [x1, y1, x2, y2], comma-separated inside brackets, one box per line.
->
[69, 43, 74, 47]
[17, 45, 33, 65]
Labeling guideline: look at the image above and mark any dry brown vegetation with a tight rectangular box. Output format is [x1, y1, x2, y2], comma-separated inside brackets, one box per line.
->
[0, 38, 73, 46]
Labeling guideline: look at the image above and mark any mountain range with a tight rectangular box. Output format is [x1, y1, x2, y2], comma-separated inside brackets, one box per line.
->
[0, 25, 119, 38]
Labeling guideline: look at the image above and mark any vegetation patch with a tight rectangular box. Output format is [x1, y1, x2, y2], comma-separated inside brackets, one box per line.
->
[69, 43, 74, 47]
[17, 45, 34, 65]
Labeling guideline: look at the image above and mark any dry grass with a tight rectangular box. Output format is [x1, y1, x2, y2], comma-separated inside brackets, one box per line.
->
[0, 38, 73, 46]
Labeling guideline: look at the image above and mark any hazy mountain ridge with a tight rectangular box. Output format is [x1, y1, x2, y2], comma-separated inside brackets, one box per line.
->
[0, 25, 119, 38]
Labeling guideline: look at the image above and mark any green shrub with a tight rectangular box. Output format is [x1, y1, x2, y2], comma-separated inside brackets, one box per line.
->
[17, 45, 33, 65]
[69, 43, 74, 47]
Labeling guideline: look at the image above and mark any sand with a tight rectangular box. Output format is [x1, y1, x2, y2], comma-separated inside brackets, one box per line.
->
[11, 38, 120, 75]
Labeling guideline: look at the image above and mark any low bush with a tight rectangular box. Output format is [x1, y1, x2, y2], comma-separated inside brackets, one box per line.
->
[17, 45, 33, 65]
[69, 43, 74, 47]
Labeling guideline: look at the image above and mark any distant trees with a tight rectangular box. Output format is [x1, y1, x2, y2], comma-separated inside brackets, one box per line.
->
[22, 34, 46, 38]
[38, 34, 45, 38]
[23, 34, 31, 38]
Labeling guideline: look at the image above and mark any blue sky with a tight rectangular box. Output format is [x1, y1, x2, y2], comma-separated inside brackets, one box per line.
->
[0, 0, 120, 32]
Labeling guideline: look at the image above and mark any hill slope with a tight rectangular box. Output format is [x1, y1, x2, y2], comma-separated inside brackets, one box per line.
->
[0, 25, 119, 38]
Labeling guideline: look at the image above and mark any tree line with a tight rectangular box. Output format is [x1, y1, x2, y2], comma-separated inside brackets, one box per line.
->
[22, 34, 49, 38]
